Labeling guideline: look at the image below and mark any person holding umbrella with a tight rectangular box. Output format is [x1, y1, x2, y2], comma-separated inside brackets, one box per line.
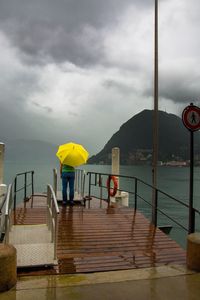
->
[56, 142, 89, 206]
[60, 163, 75, 206]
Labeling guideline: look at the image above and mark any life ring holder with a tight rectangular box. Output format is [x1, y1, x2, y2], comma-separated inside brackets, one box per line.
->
[107, 175, 118, 197]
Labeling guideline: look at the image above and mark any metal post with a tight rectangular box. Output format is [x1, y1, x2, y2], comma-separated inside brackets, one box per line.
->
[53, 169, 57, 196]
[152, 189, 158, 227]
[99, 175, 103, 208]
[134, 178, 138, 210]
[77, 170, 80, 194]
[14, 178, 17, 211]
[189, 130, 195, 233]
[47, 185, 50, 230]
[0, 143, 5, 185]
[112, 147, 120, 192]
[0, 143, 6, 211]
[107, 175, 111, 205]
[95, 173, 97, 186]
[24, 173, 27, 201]
[80, 170, 82, 194]
[152, 0, 159, 219]
[82, 170, 84, 196]
[88, 173, 91, 208]
[54, 212, 57, 260]
[82, 171, 85, 199]
[31, 171, 34, 208]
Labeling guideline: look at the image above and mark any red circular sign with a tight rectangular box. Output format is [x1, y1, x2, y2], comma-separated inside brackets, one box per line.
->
[182, 104, 200, 131]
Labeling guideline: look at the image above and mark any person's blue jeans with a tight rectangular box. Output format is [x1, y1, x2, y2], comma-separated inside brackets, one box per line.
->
[62, 172, 75, 203]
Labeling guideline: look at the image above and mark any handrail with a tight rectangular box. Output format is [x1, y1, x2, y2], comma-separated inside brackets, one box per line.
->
[53, 168, 57, 196]
[0, 192, 6, 213]
[3, 181, 59, 259]
[47, 184, 59, 260]
[13, 170, 34, 210]
[86, 171, 200, 234]
[0, 190, 7, 241]
[75, 169, 86, 199]
[4, 184, 13, 244]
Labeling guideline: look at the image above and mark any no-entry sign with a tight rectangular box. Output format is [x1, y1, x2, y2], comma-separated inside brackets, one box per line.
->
[182, 103, 200, 131]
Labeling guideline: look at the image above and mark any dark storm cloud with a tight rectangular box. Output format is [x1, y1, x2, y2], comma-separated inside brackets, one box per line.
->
[32, 101, 53, 113]
[144, 73, 200, 105]
[103, 79, 134, 95]
[160, 78, 200, 104]
[1, 0, 200, 154]
[0, 0, 151, 66]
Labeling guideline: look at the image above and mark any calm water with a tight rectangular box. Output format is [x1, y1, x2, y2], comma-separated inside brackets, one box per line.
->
[3, 161, 200, 248]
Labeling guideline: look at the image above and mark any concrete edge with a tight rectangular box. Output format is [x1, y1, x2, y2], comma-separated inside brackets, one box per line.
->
[15, 264, 196, 291]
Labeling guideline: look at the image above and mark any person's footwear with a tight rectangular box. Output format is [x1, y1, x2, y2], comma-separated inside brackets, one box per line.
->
[62, 201, 67, 206]
[69, 201, 74, 206]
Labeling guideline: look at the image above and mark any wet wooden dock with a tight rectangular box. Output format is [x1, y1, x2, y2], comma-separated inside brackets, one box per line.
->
[14, 195, 186, 275]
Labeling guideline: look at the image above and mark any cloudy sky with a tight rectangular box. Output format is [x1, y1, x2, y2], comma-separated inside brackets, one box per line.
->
[0, 0, 200, 155]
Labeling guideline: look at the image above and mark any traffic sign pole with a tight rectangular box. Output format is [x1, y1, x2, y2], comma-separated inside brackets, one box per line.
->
[189, 130, 194, 233]
[182, 103, 200, 234]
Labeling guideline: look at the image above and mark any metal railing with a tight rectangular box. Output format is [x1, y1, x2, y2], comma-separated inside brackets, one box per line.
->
[47, 184, 59, 260]
[3, 180, 60, 260]
[53, 168, 57, 196]
[4, 184, 13, 243]
[75, 169, 86, 199]
[0, 189, 7, 241]
[86, 171, 200, 234]
[1, 171, 35, 241]
[13, 170, 34, 209]
[2, 169, 60, 259]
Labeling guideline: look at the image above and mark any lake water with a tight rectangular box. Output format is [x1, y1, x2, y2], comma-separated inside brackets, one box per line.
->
[3, 161, 200, 248]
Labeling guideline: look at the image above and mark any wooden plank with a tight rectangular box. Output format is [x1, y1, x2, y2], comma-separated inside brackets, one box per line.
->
[15, 195, 186, 275]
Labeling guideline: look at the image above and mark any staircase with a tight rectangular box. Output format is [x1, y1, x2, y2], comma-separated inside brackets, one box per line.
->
[4, 184, 59, 269]
[9, 224, 56, 267]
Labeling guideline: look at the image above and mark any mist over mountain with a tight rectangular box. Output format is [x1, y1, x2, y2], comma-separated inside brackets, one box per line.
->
[1, 138, 58, 163]
[1, 109, 200, 166]
[88, 109, 200, 165]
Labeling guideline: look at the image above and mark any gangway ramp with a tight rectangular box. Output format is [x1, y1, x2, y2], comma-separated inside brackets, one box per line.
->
[9, 224, 57, 267]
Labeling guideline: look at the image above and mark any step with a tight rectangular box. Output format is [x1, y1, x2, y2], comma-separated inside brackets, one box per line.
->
[9, 224, 51, 244]
[14, 243, 57, 267]
[9, 224, 57, 267]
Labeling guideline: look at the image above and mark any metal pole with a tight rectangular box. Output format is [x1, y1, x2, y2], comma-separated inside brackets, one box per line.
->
[82, 171, 85, 199]
[112, 147, 120, 193]
[24, 173, 27, 201]
[14, 177, 17, 211]
[88, 173, 91, 208]
[47, 185, 50, 230]
[189, 130, 195, 233]
[152, 0, 159, 224]
[0, 143, 5, 185]
[31, 171, 34, 196]
[53, 169, 57, 196]
[134, 178, 137, 211]
[99, 175, 103, 208]
[31, 171, 34, 208]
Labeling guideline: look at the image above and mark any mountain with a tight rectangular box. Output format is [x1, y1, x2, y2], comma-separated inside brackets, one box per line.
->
[88, 109, 200, 165]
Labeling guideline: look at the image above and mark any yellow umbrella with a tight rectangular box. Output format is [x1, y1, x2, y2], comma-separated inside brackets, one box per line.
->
[56, 142, 89, 167]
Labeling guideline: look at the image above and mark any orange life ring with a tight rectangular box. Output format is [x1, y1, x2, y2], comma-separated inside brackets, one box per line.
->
[107, 176, 118, 197]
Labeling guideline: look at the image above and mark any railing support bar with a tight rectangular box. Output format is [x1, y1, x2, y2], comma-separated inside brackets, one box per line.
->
[152, 189, 158, 227]
[14, 178, 17, 211]
[24, 173, 27, 201]
[88, 173, 91, 208]
[134, 178, 138, 211]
